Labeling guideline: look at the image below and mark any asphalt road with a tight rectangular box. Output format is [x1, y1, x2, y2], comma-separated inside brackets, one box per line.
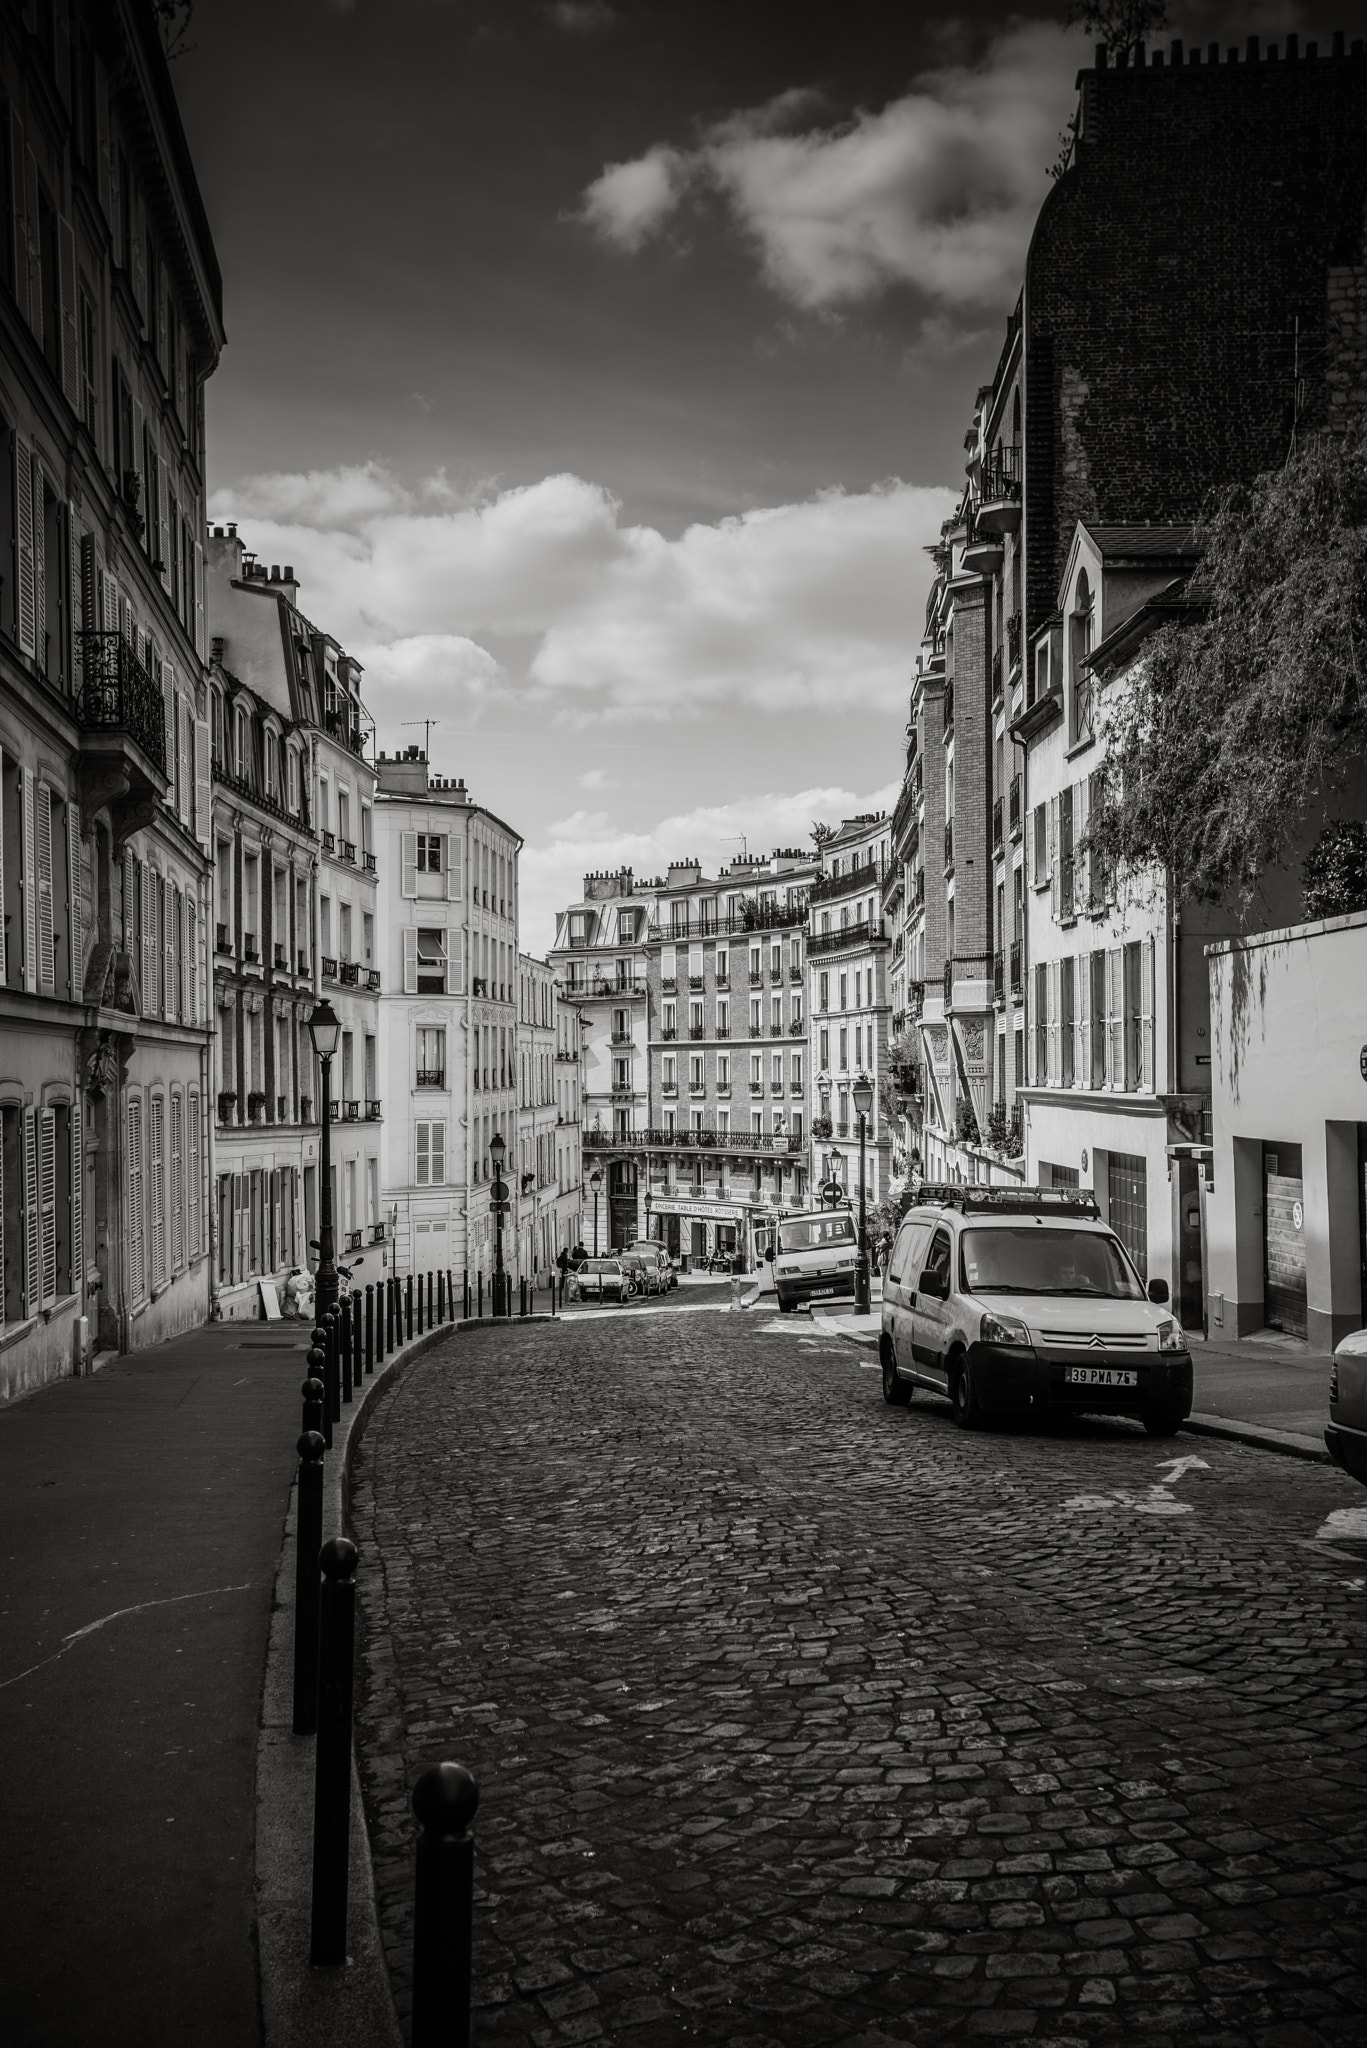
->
[350, 1304, 1367, 2046]
[0, 1325, 310, 2048]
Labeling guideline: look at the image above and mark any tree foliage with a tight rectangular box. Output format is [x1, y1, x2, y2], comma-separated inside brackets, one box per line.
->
[1065, 0, 1170, 58]
[1087, 429, 1367, 906]
[152, 1, 195, 59]
[1303, 821, 1367, 921]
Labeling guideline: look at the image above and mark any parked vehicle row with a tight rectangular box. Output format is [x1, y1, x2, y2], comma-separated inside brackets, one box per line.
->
[568, 1241, 678, 1304]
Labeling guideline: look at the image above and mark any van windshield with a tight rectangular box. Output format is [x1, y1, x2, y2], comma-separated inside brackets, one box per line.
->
[961, 1227, 1144, 1299]
[779, 1214, 856, 1253]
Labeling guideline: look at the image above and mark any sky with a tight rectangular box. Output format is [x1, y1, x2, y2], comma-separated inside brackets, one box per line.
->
[172, 0, 1358, 950]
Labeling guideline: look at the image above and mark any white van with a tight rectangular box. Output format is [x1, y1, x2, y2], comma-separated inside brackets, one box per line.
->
[772, 1207, 860, 1312]
[880, 1184, 1192, 1434]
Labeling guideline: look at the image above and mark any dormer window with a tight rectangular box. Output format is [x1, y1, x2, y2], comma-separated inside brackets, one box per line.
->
[234, 705, 248, 779]
[1069, 570, 1095, 745]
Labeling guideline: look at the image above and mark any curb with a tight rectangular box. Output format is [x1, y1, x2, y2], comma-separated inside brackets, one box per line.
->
[1181, 1410, 1331, 1463]
[256, 1315, 463, 2048]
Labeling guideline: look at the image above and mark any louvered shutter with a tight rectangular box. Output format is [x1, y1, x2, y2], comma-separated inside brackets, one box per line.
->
[402, 925, 417, 994]
[71, 1095, 82, 1293]
[1078, 948, 1091, 1089]
[22, 768, 36, 991]
[149, 1094, 164, 1287]
[170, 1092, 183, 1269]
[187, 1091, 200, 1258]
[451, 924, 465, 997]
[103, 565, 118, 632]
[193, 539, 204, 656]
[164, 877, 175, 1019]
[158, 454, 170, 588]
[8, 106, 27, 324]
[39, 1108, 56, 1305]
[23, 145, 40, 345]
[161, 660, 175, 799]
[23, 1106, 39, 1313]
[15, 433, 35, 656]
[0, 756, 5, 985]
[126, 1097, 144, 1302]
[1141, 939, 1155, 1091]
[58, 216, 80, 409]
[31, 454, 45, 669]
[1107, 948, 1123, 1086]
[141, 858, 154, 1004]
[1048, 797, 1059, 922]
[36, 782, 53, 988]
[122, 846, 134, 947]
[131, 397, 144, 528]
[179, 697, 192, 826]
[446, 833, 462, 900]
[401, 830, 418, 897]
[194, 717, 211, 845]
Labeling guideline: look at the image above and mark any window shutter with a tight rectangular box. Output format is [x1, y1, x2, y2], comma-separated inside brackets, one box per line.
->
[187, 1090, 200, 1258]
[142, 858, 154, 1005]
[401, 830, 418, 897]
[1107, 948, 1123, 1086]
[0, 757, 5, 985]
[36, 782, 53, 988]
[149, 1094, 164, 1287]
[103, 566, 119, 633]
[450, 924, 465, 997]
[58, 216, 80, 410]
[170, 1092, 183, 1269]
[1048, 797, 1059, 922]
[127, 1097, 144, 1302]
[8, 106, 27, 324]
[1142, 939, 1155, 1091]
[402, 925, 417, 995]
[194, 717, 211, 845]
[165, 878, 175, 1019]
[31, 454, 45, 668]
[157, 451, 170, 588]
[159, 660, 174, 798]
[22, 767, 36, 991]
[446, 833, 462, 901]
[23, 145, 41, 345]
[432, 1120, 445, 1185]
[39, 1107, 56, 1305]
[416, 1121, 429, 1186]
[1075, 777, 1090, 914]
[1078, 946, 1091, 1089]
[15, 434, 35, 657]
[23, 1106, 39, 1313]
[71, 1095, 82, 1292]
[193, 539, 204, 657]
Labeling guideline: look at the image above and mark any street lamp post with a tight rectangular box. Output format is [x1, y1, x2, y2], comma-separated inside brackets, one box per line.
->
[643, 1186, 653, 1243]
[308, 999, 342, 1318]
[590, 1166, 603, 1256]
[490, 1129, 508, 1317]
[852, 1073, 874, 1315]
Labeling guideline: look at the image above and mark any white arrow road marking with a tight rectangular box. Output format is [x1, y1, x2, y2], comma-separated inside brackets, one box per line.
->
[1063, 1456, 1208, 1518]
[1316, 1506, 1367, 1541]
[1155, 1455, 1210, 1485]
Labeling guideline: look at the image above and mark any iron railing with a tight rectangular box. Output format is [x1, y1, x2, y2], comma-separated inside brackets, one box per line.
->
[981, 443, 1021, 501]
[1010, 940, 1022, 993]
[75, 632, 166, 773]
[807, 921, 880, 958]
[992, 797, 1003, 851]
[944, 819, 954, 870]
[1009, 775, 1022, 836]
[416, 1069, 444, 1087]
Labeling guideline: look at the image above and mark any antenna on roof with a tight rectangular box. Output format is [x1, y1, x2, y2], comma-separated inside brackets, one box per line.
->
[401, 718, 438, 759]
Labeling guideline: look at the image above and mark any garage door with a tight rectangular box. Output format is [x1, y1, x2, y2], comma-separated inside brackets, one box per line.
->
[1263, 1143, 1306, 1339]
[1107, 1152, 1148, 1281]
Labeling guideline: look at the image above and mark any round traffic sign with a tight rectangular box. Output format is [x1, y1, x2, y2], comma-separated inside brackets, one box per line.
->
[490, 1179, 509, 1204]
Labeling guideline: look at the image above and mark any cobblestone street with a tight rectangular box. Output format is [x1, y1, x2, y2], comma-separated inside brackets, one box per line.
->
[350, 1307, 1367, 2048]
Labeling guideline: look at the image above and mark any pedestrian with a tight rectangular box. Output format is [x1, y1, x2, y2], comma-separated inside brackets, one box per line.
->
[556, 1244, 569, 1277]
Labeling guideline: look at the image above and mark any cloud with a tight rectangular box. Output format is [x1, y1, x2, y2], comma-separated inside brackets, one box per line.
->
[518, 780, 900, 955]
[548, 0, 616, 31]
[208, 463, 956, 730]
[577, 767, 613, 790]
[578, 145, 687, 251]
[577, 20, 1086, 314]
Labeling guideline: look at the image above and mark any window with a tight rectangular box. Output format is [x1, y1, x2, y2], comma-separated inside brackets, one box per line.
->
[839, 973, 847, 1008]
[750, 1053, 762, 1085]
[127, 1097, 145, 1303]
[717, 998, 729, 1033]
[1061, 956, 1075, 1088]
[614, 1057, 631, 1088]
[417, 1027, 445, 1086]
[838, 1028, 848, 1070]
[1033, 803, 1048, 888]
[717, 1053, 729, 1087]
[416, 929, 447, 994]
[689, 1055, 704, 1089]
[417, 833, 442, 872]
[662, 1002, 676, 1034]
[415, 1120, 446, 1185]
[170, 1092, 184, 1270]
[819, 972, 828, 1011]
[792, 1053, 803, 1087]
[819, 1029, 829, 1070]
[690, 1000, 704, 1033]
[749, 998, 761, 1033]
[662, 1054, 676, 1087]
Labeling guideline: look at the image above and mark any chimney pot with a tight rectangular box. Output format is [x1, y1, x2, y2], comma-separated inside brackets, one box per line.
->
[284, 565, 294, 581]
[1333, 30, 1345, 56]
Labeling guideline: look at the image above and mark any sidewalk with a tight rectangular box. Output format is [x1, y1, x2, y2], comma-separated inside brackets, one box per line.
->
[0, 1320, 310, 2048]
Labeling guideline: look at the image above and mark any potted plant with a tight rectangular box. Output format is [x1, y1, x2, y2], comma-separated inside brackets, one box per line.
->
[811, 1113, 833, 1141]
[217, 1090, 237, 1124]
[247, 1090, 267, 1124]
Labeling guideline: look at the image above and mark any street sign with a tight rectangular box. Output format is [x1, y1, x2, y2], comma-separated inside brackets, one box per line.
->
[490, 1179, 510, 1204]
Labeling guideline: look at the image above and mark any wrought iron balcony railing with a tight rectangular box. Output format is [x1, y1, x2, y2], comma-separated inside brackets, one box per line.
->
[75, 632, 166, 773]
[1009, 775, 1022, 837]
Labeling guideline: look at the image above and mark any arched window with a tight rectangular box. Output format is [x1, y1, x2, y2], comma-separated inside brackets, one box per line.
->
[1070, 570, 1095, 744]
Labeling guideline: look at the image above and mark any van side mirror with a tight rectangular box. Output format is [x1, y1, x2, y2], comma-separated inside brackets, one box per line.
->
[1147, 1278, 1170, 1305]
[918, 1269, 944, 1301]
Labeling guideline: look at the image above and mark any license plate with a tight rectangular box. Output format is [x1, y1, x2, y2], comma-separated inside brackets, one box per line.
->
[810, 1286, 835, 1298]
[1065, 1366, 1137, 1387]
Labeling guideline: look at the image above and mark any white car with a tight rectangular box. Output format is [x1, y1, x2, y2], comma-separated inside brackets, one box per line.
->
[880, 1185, 1193, 1435]
[771, 1208, 860, 1311]
[574, 1257, 629, 1304]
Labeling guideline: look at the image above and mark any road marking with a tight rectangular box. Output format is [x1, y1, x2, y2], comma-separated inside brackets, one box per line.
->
[1064, 1455, 1208, 1519]
[1316, 1506, 1367, 1542]
[1155, 1454, 1210, 1484]
[0, 1581, 258, 1693]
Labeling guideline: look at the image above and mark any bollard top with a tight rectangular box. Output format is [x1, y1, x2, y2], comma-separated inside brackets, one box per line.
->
[319, 1535, 358, 1580]
[311, 1325, 328, 1348]
[297, 1429, 327, 1462]
[301, 1375, 325, 1400]
[306, 1345, 326, 1373]
[412, 1761, 480, 1838]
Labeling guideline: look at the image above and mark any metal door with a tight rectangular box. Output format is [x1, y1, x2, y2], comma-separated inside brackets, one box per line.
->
[1263, 1142, 1306, 1338]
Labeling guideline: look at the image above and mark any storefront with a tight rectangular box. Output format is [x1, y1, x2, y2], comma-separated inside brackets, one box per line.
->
[647, 1196, 775, 1270]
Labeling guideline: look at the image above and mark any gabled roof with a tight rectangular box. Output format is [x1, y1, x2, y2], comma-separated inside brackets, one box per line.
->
[1080, 522, 1200, 561]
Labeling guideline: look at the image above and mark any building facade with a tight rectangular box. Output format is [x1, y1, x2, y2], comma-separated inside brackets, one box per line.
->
[550, 849, 817, 1266]
[808, 816, 894, 1210]
[374, 746, 522, 1295]
[204, 526, 381, 1317]
[515, 950, 581, 1279]
[1, 1, 223, 1397]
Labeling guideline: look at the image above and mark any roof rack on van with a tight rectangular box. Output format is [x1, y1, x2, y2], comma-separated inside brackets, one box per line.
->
[916, 1184, 1102, 1219]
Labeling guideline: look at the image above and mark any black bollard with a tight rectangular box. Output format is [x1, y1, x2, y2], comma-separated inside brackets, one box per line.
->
[327, 1311, 342, 1426]
[427, 1270, 433, 1328]
[340, 1296, 353, 1405]
[310, 1536, 358, 1967]
[366, 1283, 375, 1374]
[385, 1273, 394, 1354]
[406, 1274, 414, 1341]
[353, 1292, 363, 1390]
[520, 1275, 527, 1318]
[292, 1431, 326, 1734]
[463, 1270, 470, 1321]
[411, 1762, 480, 2048]
[302, 1368, 325, 1440]
[437, 1270, 445, 1323]
[417, 1268, 424, 1336]
[313, 1323, 334, 1445]
[477, 1270, 483, 1319]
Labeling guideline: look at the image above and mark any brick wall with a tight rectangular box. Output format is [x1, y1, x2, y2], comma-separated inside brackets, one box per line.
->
[948, 578, 989, 964]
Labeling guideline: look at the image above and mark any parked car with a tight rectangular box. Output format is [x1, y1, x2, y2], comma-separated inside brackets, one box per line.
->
[771, 1208, 859, 1311]
[627, 1242, 676, 1291]
[618, 1249, 665, 1297]
[1326, 1330, 1367, 1482]
[879, 1183, 1193, 1435]
[574, 1257, 630, 1304]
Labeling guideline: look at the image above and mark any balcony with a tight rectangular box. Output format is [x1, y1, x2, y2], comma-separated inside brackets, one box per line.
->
[789, 964, 803, 982]
[661, 1027, 677, 1041]
[944, 820, 954, 873]
[611, 1031, 633, 1045]
[770, 1080, 784, 1096]
[716, 1083, 731, 1099]
[74, 630, 167, 784]
[367, 968, 381, 991]
[961, 509, 1004, 577]
[715, 1024, 730, 1039]
[363, 850, 377, 873]
[749, 970, 763, 987]
[661, 977, 677, 993]
[789, 1018, 804, 1035]
[1009, 776, 1022, 838]
[807, 921, 879, 959]
[322, 957, 338, 981]
[322, 830, 335, 854]
[689, 1026, 705, 1041]
[715, 972, 729, 990]
[340, 961, 359, 986]
[689, 974, 704, 990]
[366, 1099, 382, 1119]
[343, 1100, 360, 1121]
[243, 933, 259, 964]
[749, 1081, 764, 1097]
[338, 839, 356, 865]
[274, 942, 287, 969]
[216, 922, 232, 956]
[370, 1221, 387, 1244]
[416, 1068, 445, 1087]
[217, 1091, 237, 1125]
[611, 1085, 635, 1100]
[992, 797, 1003, 853]
[584, 1126, 803, 1157]
[993, 951, 1005, 1003]
[662, 1081, 678, 1098]
[790, 1079, 804, 1096]
[769, 1021, 786, 1037]
[1010, 940, 1022, 994]
[976, 444, 1022, 535]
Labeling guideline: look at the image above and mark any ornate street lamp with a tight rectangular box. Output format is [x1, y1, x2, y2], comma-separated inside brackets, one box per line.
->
[590, 1166, 603, 1256]
[490, 1128, 508, 1318]
[308, 998, 342, 1317]
[643, 1185, 653, 1243]
[852, 1072, 874, 1315]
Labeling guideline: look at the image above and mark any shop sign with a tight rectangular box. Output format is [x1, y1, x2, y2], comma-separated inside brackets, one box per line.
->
[649, 1198, 751, 1222]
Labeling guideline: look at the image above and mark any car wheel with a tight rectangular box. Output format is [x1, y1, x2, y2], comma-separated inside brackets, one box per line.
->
[881, 1334, 911, 1407]
[1142, 1407, 1183, 1437]
[950, 1355, 985, 1431]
